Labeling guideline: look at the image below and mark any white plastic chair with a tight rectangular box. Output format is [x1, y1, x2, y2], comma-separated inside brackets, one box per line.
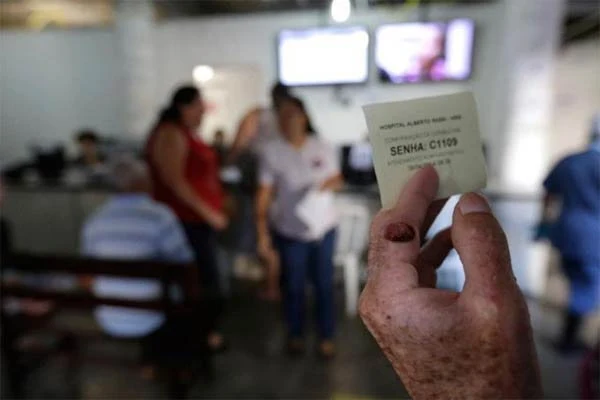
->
[334, 202, 371, 317]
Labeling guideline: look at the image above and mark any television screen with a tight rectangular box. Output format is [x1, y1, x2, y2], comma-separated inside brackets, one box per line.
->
[376, 19, 475, 84]
[340, 143, 377, 186]
[278, 27, 369, 86]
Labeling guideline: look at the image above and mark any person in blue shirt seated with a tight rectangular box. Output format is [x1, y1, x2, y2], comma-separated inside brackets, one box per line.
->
[540, 115, 600, 353]
[81, 157, 197, 378]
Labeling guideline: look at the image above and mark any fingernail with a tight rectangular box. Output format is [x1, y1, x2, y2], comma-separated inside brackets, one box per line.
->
[459, 193, 491, 215]
[384, 222, 416, 242]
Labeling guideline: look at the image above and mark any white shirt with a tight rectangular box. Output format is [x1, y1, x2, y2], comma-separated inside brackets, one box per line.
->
[260, 136, 340, 241]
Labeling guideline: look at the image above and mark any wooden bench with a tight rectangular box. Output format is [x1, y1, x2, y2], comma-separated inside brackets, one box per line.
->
[1, 253, 209, 399]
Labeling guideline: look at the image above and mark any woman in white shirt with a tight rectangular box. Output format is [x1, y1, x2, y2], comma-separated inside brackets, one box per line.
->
[255, 96, 343, 358]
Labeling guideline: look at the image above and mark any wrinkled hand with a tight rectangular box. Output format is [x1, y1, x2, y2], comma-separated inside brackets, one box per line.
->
[359, 166, 541, 399]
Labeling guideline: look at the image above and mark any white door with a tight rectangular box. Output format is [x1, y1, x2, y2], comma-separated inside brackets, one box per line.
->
[196, 65, 263, 145]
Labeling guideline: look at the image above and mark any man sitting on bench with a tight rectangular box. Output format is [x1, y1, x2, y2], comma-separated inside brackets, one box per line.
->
[81, 157, 196, 379]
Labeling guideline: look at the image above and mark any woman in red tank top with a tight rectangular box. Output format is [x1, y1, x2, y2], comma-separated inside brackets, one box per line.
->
[146, 85, 228, 351]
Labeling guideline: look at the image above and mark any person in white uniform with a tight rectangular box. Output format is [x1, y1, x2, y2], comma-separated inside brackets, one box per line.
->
[255, 96, 343, 358]
[228, 83, 293, 301]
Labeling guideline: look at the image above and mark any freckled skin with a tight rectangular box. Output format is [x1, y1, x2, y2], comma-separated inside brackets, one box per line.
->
[360, 167, 541, 400]
[361, 286, 539, 399]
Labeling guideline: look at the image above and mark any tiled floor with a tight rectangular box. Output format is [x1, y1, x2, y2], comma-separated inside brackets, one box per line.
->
[17, 283, 596, 400]
[10, 198, 600, 399]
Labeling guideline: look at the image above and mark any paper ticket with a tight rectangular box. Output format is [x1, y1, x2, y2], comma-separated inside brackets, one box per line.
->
[363, 91, 487, 209]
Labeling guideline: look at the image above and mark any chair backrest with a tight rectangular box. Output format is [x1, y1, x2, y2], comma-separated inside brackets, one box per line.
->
[335, 202, 371, 258]
[1, 253, 197, 312]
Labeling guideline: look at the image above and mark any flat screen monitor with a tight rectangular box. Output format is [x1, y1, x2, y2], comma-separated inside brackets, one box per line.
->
[278, 26, 369, 86]
[340, 143, 377, 186]
[376, 19, 475, 84]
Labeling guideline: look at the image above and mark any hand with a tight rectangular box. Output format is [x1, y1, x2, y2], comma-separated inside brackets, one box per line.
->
[317, 181, 329, 192]
[359, 166, 541, 399]
[318, 174, 344, 192]
[207, 210, 229, 232]
[533, 221, 551, 241]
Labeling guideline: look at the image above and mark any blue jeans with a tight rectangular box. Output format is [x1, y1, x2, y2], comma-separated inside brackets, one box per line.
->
[274, 229, 336, 340]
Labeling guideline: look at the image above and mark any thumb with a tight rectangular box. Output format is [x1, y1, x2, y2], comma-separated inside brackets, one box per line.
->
[452, 193, 514, 298]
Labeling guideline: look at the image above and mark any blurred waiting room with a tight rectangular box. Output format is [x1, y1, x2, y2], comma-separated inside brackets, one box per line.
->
[1, 0, 599, 399]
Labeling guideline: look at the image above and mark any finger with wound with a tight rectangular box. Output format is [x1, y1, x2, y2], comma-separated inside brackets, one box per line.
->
[384, 222, 416, 242]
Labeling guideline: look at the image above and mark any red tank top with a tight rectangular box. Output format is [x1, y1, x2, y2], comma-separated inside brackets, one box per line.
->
[146, 124, 223, 223]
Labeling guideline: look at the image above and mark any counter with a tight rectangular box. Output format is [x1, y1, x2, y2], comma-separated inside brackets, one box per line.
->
[3, 184, 114, 254]
[2, 181, 541, 290]
[2, 183, 382, 255]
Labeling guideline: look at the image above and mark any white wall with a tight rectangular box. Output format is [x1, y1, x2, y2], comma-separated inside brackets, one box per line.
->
[200, 66, 263, 142]
[496, 0, 565, 192]
[0, 29, 123, 165]
[0, 3, 508, 177]
[155, 2, 506, 174]
[550, 38, 600, 163]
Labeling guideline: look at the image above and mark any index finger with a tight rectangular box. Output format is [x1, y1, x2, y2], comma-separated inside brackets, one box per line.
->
[369, 165, 440, 276]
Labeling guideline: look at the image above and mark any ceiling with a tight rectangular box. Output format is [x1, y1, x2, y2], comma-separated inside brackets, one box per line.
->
[562, 0, 600, 45]
[0, 0, 500, 29]
[0, 0, 113, 29]
[154, 0, 329, 18]
[153, 0, 499, 18]
[0, 0, 597, 43]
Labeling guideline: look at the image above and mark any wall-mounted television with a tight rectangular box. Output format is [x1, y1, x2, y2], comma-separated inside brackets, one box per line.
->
[278, 26, 369, 86]
[375, 19, 475, 84]
[340, 143, 377, 186]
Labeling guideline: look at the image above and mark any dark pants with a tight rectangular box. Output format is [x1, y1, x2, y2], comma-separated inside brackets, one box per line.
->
[560, 311, 583, 349]
[140, 308, 211, 366]
[182, 223, 224, 332]
[274, 229, 336, 340]
[182, 223, 220, 291]
[139, 309, 214, 398]
[560, 257, 599, 347]
[561, 257, 599, 315]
